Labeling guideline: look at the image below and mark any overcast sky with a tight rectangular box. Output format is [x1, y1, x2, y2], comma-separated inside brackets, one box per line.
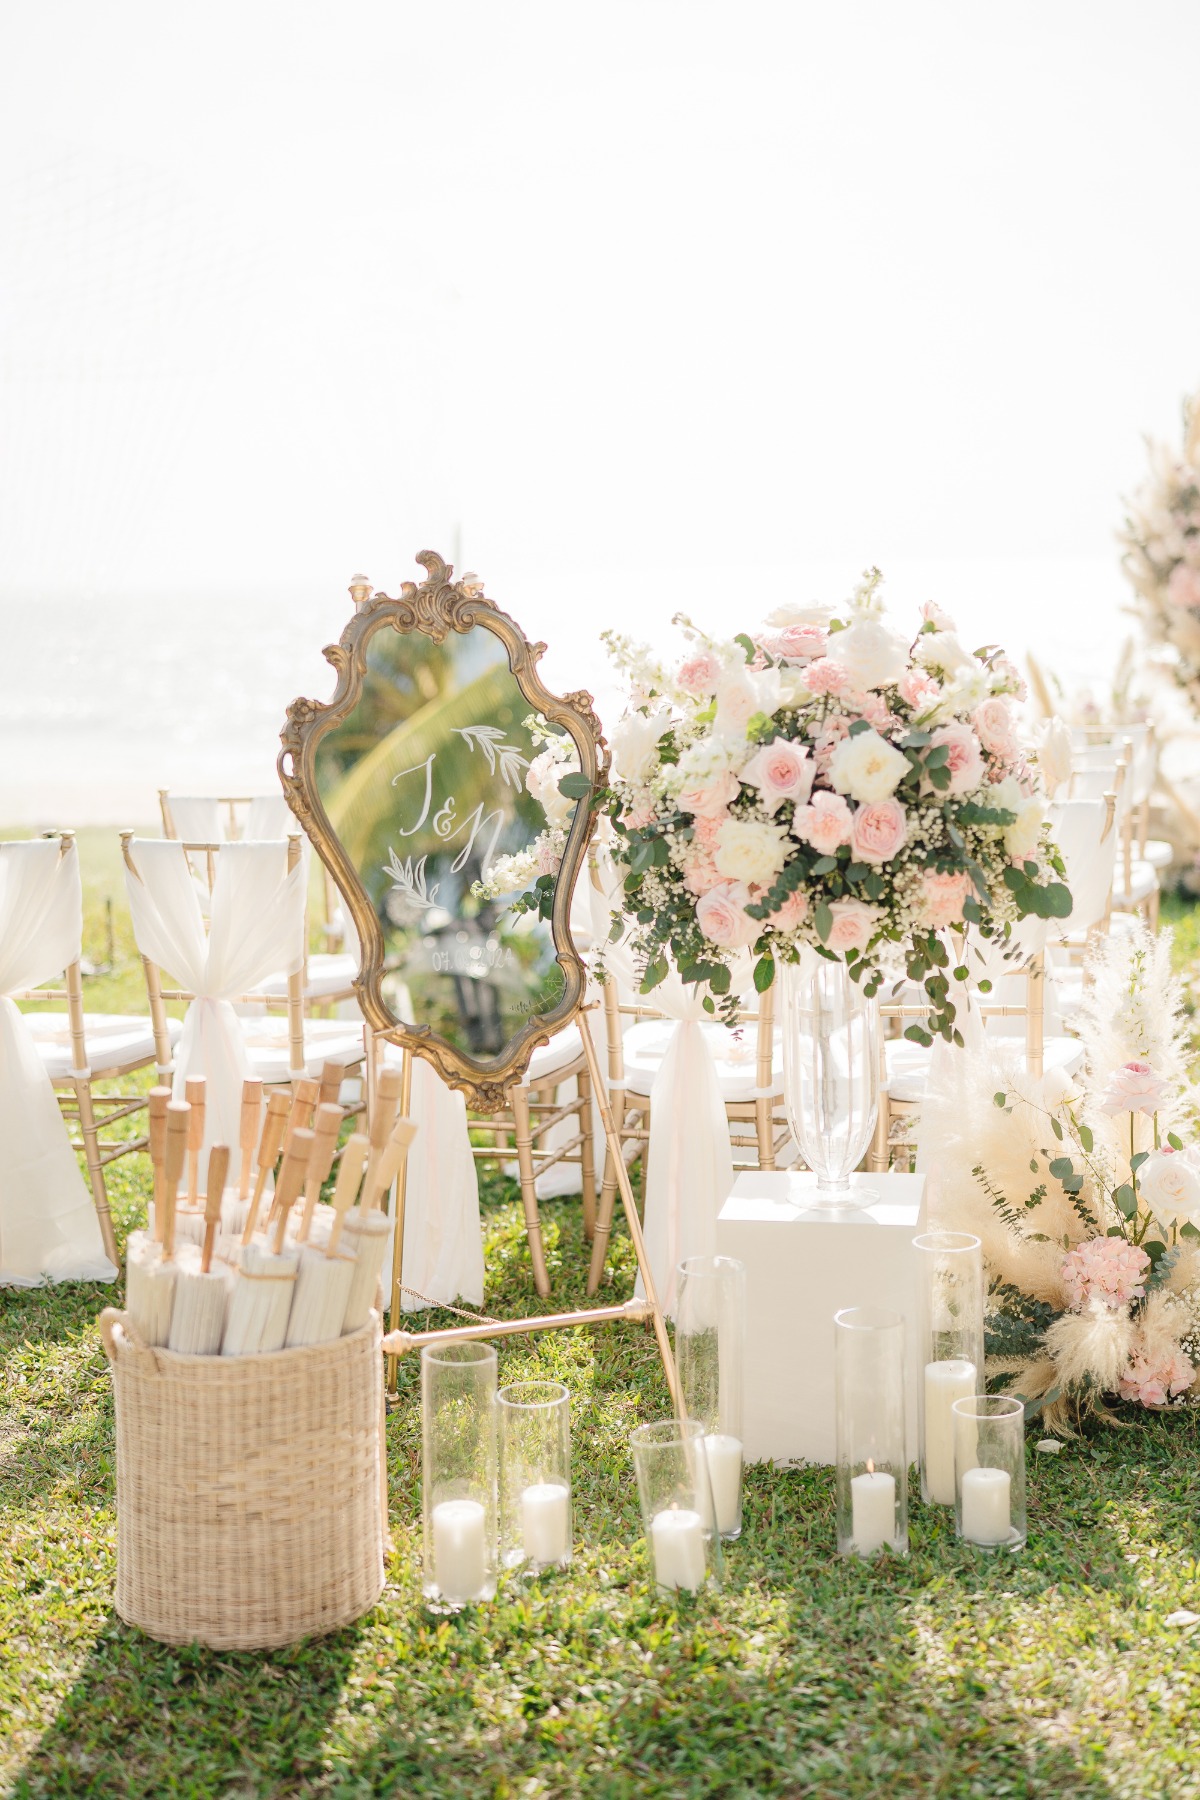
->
[2, 2, 1199, 811]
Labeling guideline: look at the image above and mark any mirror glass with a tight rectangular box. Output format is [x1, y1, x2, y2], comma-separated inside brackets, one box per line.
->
[314, 618, 581, 1060]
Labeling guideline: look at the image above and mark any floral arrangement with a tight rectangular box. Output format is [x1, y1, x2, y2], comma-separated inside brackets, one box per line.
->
[473, 716, 581, 904]
[925, 926, 1200, 1424]
[587, 571, 1071, 1039]
[1120, 392, 1200, 708]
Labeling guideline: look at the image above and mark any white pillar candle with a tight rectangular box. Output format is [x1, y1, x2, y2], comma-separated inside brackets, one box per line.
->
[703, 1433, 743, 1536]
[650, 1507, 707, 1591]
[521, 1481, 571, 1565]
[924, 1359, 977, 1505]
[432, 1498, 488, 1602]
[850, 1468, 896, 1555]
[960, 1467, 1012, 1545]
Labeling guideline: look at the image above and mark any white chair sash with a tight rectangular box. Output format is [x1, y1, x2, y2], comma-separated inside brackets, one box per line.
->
[166, 796, 223, 843]
[124, 839, 306, 1155]
[1048, 797, 1117, 935]
[393, 1053, 486, 1312]
[0, 840, 116, 1284]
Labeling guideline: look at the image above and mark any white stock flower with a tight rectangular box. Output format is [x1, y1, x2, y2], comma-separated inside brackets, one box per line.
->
[525, 747, 577, 827]
[1137, 1150, 1200, 1228]
[611, 706, 671, 784]
[713, 817, 790, 888]
[828, 728, 909, 803]
[913, 630, 974, 675]
[826, 617, 909, 690]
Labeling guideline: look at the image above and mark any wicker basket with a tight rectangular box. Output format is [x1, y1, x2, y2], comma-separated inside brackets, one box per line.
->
[100, 1307, 387, 1649]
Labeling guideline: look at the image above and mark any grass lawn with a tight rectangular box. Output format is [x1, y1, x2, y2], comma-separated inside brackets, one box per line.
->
[2, 851, 1200, 1796]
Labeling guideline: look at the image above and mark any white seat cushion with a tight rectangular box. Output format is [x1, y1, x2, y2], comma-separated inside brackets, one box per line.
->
[1112, 862, 1159, 908]
[27, 1011, 181, 1078]
[621, 1017, 783, 1101]
[381, 1021, 586, 1088]
[240, 1016, 365, 1082]
[883, 1033, 1084, 1104]
[1142, 838, 1174, 871]
[251, 953, 359, 1000]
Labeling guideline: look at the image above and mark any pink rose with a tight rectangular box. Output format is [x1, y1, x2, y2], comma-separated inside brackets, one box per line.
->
[973, 697, 1020, 762]
[793, 790, 854, 855]
[740, 738, 814, 813]
[677, 650, 724, 694]
[695, 881, 758, 948]
[826, 898, 878, 954]
[802, 658, 851, 697]
[1098, 1060, 1168, 1117]
[921, 868, 973, 928]
[850, 798, 908, 865]
[928, 721, 985, 795]
[677, 768, 741, 817]
[898, 667, 941, 712]
[1167, 563, 1200, 610]
[762, 623, 828, 663]
[767, 888, 809, 932]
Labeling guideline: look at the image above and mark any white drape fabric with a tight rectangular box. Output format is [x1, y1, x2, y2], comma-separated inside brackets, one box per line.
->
[0, 840, 117, 1285]
[124, 840, 306, 1156]
[389, 1052, 486, 1312]
[166, 796, 222, 843]
[1048, 797, 1117, 935]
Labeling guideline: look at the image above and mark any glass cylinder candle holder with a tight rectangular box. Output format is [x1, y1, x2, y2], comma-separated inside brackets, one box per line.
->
[497, 1380, 572, 1574]
[421, 1341, 498, 1610]
[834, 1306, 908, 1559]
[914, 1231, 985, 1507]
[952, 1394, 1026, 1551]
[676, 1254, 746, 1540]
[630, 1420, 723, 1594]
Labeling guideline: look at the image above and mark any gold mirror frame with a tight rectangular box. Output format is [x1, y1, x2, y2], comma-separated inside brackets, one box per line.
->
[277, 550, 608, 1113]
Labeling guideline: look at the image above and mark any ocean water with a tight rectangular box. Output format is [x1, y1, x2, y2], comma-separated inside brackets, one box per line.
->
[3, 554, 1135, 826]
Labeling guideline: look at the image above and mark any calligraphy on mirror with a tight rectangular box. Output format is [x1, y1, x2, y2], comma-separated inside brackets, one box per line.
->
[925, 927, 1200, 1428]
[586, 570, 1070, 1039]
[1121, 391, 1200, 711]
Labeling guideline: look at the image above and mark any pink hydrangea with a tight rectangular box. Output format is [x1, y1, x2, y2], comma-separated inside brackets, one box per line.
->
[858, 692, 898, 732]
[1060, 1237, 1150, 1312]
[1118, 1349, 1194, 1408]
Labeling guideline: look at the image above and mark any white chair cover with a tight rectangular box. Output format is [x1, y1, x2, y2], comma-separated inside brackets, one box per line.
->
[166, 796, 223, 843]
[124, 839, 306, 1156]
[245, 795, 295, 838]
[1048, 797, 1117, 935]
[0, 840, 117, 1285]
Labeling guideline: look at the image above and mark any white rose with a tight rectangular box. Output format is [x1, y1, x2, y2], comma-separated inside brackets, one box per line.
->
[764, 600, 834, 629]
[914, 630, 973, 675]
[713, 817, 791, 889]
[828, 727, 910, 803]
[1138, 1149, 1200, 1228]
[712, 666, 781, 745]
[826, 617, 909, 690]
[611, 706, 671, 784]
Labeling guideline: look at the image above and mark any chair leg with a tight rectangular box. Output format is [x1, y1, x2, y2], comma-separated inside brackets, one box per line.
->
[510, 1083, 550, 1298]
[577, 1061, 597, 1242]
[74, 1078, 118, 1265]
[868, 1089, 891, 1174]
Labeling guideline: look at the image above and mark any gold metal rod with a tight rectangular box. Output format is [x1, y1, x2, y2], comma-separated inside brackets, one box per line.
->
[385, 1046, 415, 1395]
[382, 1296, 651, 1356]
[577, 1006, 683, 1417]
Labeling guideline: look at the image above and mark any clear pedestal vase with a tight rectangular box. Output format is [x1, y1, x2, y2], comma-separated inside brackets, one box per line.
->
[781, 956, 880, 1206]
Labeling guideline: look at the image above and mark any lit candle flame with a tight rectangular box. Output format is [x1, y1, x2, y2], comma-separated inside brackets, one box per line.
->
[867, 1459, 875, 1476]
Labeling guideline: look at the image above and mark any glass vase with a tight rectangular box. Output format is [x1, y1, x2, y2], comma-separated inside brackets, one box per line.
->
[421, 1341, 498, 1609]
[953, 1394, 1026, 1551]
[781, 956, 879, 1203]
[630, 1420, 723, 1594]
[675, 1254, 746, 1540]
[834, 1306, 908, 1559]
[913, 1231, 985, 1507]
[497, 1380, 572, 1574]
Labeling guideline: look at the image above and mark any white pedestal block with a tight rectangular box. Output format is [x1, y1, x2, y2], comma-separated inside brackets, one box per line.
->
[714, 1170, 926, 1468]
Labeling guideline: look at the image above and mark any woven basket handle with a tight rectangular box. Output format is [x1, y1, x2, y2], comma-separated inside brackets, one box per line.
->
[98, 1307, 157, 1371]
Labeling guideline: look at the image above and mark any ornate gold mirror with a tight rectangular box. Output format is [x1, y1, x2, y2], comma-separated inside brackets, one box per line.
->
[278, 551, 605, 1110]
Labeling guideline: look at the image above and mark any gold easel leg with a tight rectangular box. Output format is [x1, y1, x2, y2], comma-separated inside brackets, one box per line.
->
[578, 1010, 682, 1417]
[385, 1047, 415, 1398]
